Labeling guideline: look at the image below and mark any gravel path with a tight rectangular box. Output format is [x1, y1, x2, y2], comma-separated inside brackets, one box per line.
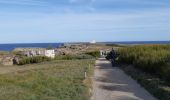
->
[91, 58, 157, 100]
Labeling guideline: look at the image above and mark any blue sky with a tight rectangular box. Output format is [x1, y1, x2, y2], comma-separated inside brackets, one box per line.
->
[0, 0, 170, 43]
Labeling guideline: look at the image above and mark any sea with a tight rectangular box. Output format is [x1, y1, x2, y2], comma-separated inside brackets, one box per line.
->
[0, 41, 170, 51]
[0, 43, 64, 51]
[104, 41, 170, 45]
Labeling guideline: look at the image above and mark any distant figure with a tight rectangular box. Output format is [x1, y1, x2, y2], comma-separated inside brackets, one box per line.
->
[106, 48, 116, 66]
[111, 48, 116, 59]
[13, 57, 18, 65]
[110, 48, 116, 65]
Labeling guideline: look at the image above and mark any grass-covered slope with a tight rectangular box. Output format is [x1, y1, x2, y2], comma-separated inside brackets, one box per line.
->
[0, 59, 95, 100]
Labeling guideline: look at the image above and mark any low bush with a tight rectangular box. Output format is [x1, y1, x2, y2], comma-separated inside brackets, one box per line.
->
[85, 51, 100, 58]
[18, 56, 51, 65]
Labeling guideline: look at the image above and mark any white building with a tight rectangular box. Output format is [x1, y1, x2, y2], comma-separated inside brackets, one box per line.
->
[45, 49, 55, 58]
[90, 40, 96, 44]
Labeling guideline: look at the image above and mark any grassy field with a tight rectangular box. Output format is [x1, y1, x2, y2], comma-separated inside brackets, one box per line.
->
[117, 45, 170, 100]
[0, 59, 95, 100]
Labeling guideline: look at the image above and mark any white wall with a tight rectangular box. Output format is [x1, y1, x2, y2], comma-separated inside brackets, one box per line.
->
[45, 50, 55, 58]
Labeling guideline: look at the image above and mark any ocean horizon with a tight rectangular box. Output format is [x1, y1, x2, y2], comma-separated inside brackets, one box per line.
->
[0, 43, 64, 51]
[104, 41, 170, 45]
[0, 41, 170, 51]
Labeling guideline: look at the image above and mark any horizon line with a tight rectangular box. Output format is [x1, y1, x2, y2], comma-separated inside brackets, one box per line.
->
[0, 40, 170, 44]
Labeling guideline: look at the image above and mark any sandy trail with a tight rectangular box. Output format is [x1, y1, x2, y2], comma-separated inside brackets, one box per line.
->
[91, 58, 157, 100]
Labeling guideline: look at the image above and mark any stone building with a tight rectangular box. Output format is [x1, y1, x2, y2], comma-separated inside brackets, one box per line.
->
[13, 48, 56, 58]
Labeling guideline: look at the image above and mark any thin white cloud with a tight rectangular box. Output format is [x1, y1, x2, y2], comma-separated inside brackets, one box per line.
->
[0, 0, 47, 6]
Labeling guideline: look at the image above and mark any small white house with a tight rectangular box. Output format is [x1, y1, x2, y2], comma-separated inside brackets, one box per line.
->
[45, 49, 55, 58]
[90, 40, 96, 44]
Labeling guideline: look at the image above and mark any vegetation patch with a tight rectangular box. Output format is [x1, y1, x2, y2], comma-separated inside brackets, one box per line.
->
[55, 54, 94, 60]
[85, 51, 100, 58]
[117, 45, 170, 80]
[18, 56, 52, 65]
[117, 45, 170, 100]
[0, 59, 95, 100]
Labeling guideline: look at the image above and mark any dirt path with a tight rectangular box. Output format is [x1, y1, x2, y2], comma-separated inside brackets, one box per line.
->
[91, 58, 157, 100]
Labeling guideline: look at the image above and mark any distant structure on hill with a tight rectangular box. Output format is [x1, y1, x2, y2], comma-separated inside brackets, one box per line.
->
[90, 40, 96, 44]
[0, 48, 57, 66]
[14, 48, 55, 58]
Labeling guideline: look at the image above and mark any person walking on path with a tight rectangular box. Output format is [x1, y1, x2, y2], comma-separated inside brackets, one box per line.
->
[106, 48, 116, 66]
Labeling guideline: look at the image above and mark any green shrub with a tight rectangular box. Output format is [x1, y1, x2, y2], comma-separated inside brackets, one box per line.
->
[85, 51, 100, 58]
[18, 56, 51, 65]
